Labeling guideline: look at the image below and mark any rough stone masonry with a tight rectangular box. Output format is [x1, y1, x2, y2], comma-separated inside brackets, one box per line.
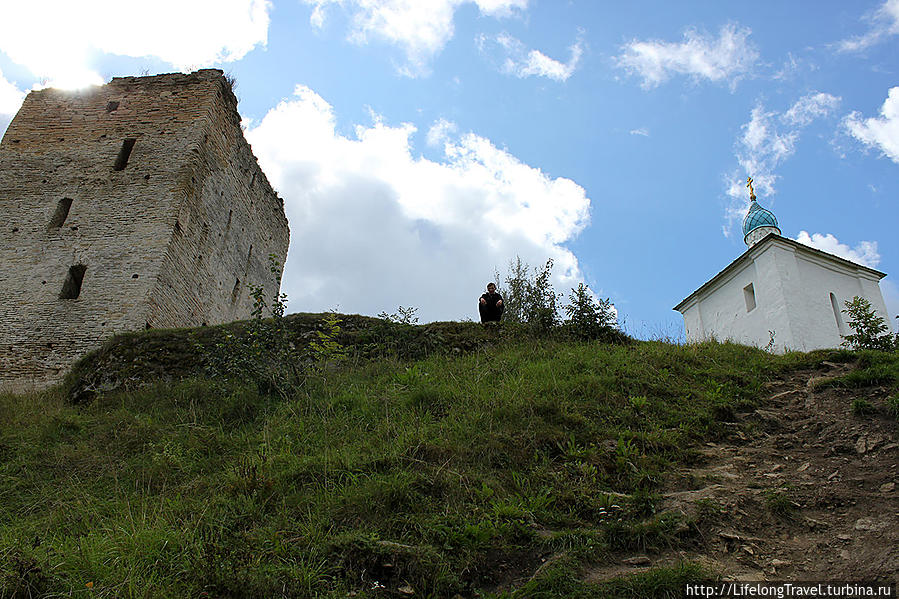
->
[0, 70, 290, 392]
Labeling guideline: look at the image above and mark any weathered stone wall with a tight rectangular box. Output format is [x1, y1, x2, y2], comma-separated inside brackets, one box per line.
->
[0, 70, 289, 391]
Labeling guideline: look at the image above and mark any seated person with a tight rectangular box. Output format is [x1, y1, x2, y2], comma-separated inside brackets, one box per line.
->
[478, 283, 504, 322]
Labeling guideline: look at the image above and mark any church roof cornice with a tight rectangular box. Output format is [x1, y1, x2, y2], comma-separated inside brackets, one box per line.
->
[673, 233, 887, 313]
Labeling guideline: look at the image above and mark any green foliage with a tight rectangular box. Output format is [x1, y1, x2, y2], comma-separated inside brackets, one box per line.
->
[206, 255, 345, 398]
[206, 255, 304, 398]
[563, 283, 616, 340]
[813, 350, 899, 389]
[496, 257, 622, 341]
[378, 305, 420, 325]
[841, 296, 894, 351]
[309, 311, 348, 364]
[2, 326, 868, 597]
[495, 257, 530, 324]
[496, 257, 561, 329]
[851, 398, 876, 416]
[887, 394, 899, 421]
[764, 486, 797, 518]
[595, 563, 708, 599]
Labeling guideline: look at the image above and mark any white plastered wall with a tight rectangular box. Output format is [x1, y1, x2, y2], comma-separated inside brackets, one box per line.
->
[679, 238, 889, 353]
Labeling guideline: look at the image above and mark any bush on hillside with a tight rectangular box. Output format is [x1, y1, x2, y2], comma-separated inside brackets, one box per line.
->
[562, 283, 617, 340]
[496, 256, 622, 340]
[495, 257, 560, 329]
[841, 296, 894, 352]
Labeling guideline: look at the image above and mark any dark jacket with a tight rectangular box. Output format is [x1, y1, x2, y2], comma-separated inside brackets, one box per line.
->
[479, 292, 504, 322]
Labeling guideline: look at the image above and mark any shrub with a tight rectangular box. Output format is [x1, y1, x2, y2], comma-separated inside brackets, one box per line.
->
[206, 254, 344, 397]
[562, 283, 616, 340]
[495, 257, 561, 329]
[841, 296, 894, 351]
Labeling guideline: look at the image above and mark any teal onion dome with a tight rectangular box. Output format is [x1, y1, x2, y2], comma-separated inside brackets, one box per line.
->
[742, 200, 779, 239]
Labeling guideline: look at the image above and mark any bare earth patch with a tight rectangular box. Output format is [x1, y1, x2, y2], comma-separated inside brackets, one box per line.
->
[591, 360, 898, 584]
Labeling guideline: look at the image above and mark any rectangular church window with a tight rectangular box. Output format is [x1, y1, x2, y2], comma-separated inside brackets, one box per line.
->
[744, 283, 756, 312]
[60, 264, 86, 299]
[48, 198, 73, 228]
[113, 138, 136, 171]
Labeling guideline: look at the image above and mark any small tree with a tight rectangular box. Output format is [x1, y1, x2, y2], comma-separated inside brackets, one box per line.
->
[495, 257, 530, 324]
[494, 257, 560, 329]
[563, 283, 615, 340]
[525, 259, 560, 330]
[841, 296, 894, 351]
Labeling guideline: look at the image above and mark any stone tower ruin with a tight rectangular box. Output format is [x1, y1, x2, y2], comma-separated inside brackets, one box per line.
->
[0, 69, 290, 391]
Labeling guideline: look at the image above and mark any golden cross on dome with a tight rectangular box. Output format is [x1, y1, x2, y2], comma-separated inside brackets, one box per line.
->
[746, 177, 756, 201]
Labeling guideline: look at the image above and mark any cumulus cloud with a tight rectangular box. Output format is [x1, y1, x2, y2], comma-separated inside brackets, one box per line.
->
[794, 231, 881, 268]
[723, 92, 840, 234]
[844, 86, 899, 164]
[303, 0, 527, 76]
[245, 85, 591, 322]
[0, 68, 25, 117]
[616, 23, 758, 90]
[629, 128, 649, 137]
[0, 0, 270, 88]
[0, 68, 26, 138]
[838, 0, 899, 52]
[478, 32, 583, 81]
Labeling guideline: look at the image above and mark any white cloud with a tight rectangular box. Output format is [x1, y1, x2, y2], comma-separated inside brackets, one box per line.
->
[245, 84, 591, 322]
[844, 86, 899, 164]
[0, 0, 270, 88]
[616, 23, 758, 90]
[303, 0, 527, 76]
[0, 68, 25, 117]
[629, 128, 649, 137]
[794, 231, 881, 268]
[426, 118, 458, 147]
[481, 32, 583, 81]
[782, 92, 841, 127]
[723, 92, 840, 234]
[0, 68, 26, 138]
[838, 0, 899, 52]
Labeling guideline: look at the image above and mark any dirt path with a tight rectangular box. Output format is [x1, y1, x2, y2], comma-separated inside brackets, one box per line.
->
[590, 360, 899, 583]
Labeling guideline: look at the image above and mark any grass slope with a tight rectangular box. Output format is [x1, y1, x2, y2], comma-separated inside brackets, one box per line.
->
[1, 316, 892, 598]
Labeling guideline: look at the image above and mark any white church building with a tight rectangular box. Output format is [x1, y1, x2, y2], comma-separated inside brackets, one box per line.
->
[674, 183, 889, 353]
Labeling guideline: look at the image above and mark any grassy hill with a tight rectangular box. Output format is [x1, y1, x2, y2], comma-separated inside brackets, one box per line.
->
[1, 314, 897, 598]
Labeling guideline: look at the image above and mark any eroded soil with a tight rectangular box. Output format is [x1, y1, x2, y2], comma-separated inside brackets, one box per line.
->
[590, 360, 898, 583]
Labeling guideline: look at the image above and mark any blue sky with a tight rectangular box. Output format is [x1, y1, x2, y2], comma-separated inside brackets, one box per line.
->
[1, 1, 898, 336]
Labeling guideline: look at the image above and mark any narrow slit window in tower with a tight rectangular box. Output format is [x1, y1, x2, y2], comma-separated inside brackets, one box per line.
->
[113, 138, 136, 171]
[743, 283, 756, 312]
[48, 198, 73, 228]
[830, 293, 848, 336]
[60, 264, 86, 299]
[231, 279, 241, 304]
